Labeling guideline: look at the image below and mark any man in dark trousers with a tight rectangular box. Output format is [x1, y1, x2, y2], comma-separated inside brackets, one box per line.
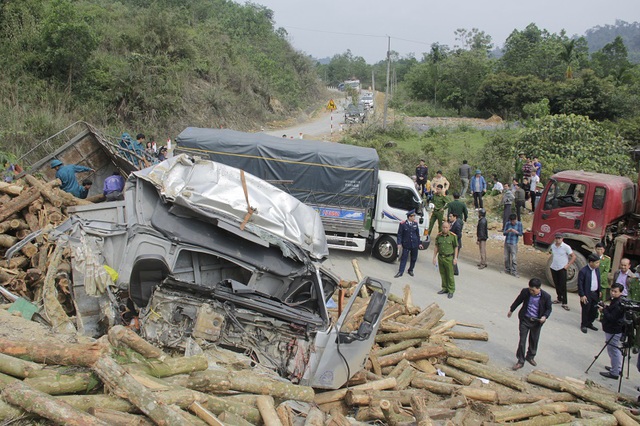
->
[578, 253, 602, 334]
[394, 210, 423, 278]
[598, 283, 625, 379]
[476, 208, 488, 269]
[415, 159, 428, 197]
[508, 278, 552, 370]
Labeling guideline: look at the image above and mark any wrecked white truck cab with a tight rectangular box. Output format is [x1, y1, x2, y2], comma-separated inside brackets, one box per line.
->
[64, 155, 390, 389]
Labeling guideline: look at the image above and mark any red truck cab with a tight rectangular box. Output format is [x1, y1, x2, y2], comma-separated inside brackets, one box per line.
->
[532, 171, 634, 250]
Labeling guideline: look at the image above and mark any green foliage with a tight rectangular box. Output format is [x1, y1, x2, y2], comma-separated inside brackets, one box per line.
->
[517, 114, 635, 179]
[476, 73, 549, 119]
[585, 20, 640, 63]
[522, 98, 550, 120]
[591, 36, 632, 81]
[0, 0, 323, 153]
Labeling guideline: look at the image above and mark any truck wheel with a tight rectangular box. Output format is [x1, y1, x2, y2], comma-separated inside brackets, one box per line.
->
[544, 251, 587, 293]
[373, 235, 398, 263]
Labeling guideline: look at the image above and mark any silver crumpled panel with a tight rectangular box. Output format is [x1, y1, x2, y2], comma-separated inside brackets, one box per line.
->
[133, 154, 329, 260]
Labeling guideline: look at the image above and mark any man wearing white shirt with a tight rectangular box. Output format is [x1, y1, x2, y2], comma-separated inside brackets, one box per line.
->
[549, 233, 576, 311]
[529, 173, 540, 211]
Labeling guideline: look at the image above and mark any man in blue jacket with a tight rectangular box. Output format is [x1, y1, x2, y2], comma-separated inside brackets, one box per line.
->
[470, 169, 486, 210]
[508, 278, 552, 370]
[50, 159, 93, 199]
[578, 253, 602, 334]
[394, 210, 423, 278]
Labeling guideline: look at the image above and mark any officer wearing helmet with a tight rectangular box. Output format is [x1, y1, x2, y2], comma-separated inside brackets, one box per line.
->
[50, 159, 94, 198]
[476, 208, 488, 269]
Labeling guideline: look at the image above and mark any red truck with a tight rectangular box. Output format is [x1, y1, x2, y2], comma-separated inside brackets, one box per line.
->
[528, 170, 637, 292]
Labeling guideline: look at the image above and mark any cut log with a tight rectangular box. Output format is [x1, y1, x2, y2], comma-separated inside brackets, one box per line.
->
[0, 336, 109, 367]
[443, 343, 489, 363]
[126, 355, 208, 378]
[0, 187, 41, 223]
[369, 353, 382, 376]
[430, 319, 457, 335]
[218, 411, 254, 426]
[351, 259, 369, 299]
[189, 401, 223, 426]
[387, 358, 411, 378]
[2, 380, 107, 426]
[558, 414, 618, 425]
[497, 391, 576, 405]
[303, 407, 325, 426]
[510, 412, 572, 425]
[20, 241, 38, 258]
[93, 356, 188, 426]
[378, 344, 446, 367]
[0, 352, 44, 378]
[24, 370, 99, 395]
[458, 387, 497, 402]
[326, 408, 351, 426]
[380, 399, 413, 426]
[314, 377, 397, 405]
[403, 284, 420, 314]
[407, 303, 439, 326]
[162, 372, 232, 393]
[88, 407, 154, 426]
[0, 234, 17, 248]
[375, 327, 431, 343]
[434, 363, 474, 385]
[108, 325, 164, 359]
[613, 409, 638, 426]
[24, 175, 64, 208]
[446, 357, 527, 391]
[256, 395, 283, 426]
[275, 403, 293, 426]
[413, 359, 438, 374]
[0, 181, 24, 196]
[411, 377, 460, 395]
[394, 365, 415, 390]
[378, 320, 411, 333]
[42, 243, 76, 334]
[345, 389, 432, 406]
[444, 330, 489, 341]
[373, 339, 422, 357]
[411, 394, 434, 426]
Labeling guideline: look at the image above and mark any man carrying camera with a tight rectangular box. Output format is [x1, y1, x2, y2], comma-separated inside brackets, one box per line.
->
[598, 283, 625, 379]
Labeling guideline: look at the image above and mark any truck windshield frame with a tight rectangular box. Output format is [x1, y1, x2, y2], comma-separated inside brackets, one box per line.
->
[387, 185, 421, 212]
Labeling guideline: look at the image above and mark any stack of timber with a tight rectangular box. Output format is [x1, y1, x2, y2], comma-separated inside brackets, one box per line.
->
[1, 262, 640, 424]
[0, 174, 99, 313]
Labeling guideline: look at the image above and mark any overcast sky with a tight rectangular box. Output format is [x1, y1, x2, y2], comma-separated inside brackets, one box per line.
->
[243, 0, 638, 63]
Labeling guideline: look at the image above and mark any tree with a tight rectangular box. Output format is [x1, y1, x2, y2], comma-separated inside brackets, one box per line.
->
[550, 70, 620, 120]
[560, 39, 576, 79]
[36, 0, 97, 91]
[517, 114, 634, 179]
[476, 73, 548, 119]
[454, 28, 493, 54]
[591, 36, 632, 83]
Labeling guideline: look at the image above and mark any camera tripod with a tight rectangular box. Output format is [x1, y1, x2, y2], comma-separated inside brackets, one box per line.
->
[585, 332, 633, 393]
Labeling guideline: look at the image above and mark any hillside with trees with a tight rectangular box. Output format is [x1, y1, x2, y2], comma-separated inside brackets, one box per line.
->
[0, 0, 323, 157]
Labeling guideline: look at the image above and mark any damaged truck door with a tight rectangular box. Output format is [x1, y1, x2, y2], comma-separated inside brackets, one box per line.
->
[64, 155, 390, 390]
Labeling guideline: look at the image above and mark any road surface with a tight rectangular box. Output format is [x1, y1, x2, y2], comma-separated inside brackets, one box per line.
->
[323, 245, 640, 397]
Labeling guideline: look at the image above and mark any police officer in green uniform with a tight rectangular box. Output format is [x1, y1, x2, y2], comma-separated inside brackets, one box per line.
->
[433, 221, 458, 299]
[428, 184, 451, 236]
[596, 242, 611, 303]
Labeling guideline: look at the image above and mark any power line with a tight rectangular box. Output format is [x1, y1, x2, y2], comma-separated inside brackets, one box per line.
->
[281, 25, 433, 46]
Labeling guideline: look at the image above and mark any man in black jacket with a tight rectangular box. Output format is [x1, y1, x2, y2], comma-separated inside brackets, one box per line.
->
[578, 253, 602, 333]
[508, 278, 552, 370]
[476, 209, 488, 269]
[598, 283, 625, 379]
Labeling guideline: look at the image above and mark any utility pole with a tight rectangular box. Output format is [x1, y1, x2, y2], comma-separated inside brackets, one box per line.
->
[371, 69, 375, 92]
[383, 36, 391, 130]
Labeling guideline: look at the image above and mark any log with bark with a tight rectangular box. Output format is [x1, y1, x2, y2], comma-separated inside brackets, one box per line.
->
[0, 336, 109, 367]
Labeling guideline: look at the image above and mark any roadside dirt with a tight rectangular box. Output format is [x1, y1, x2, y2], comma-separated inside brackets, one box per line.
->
[455, 195, 549, 282]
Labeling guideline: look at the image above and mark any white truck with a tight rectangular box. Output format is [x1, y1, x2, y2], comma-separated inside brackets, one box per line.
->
[175, 128, 429, 262]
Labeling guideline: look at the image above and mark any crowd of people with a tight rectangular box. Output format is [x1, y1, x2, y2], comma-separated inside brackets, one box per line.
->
[403, 154, 640, 382]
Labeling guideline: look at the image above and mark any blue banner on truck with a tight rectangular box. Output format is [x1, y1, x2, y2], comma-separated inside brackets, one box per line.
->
[315, 207, 365, 221]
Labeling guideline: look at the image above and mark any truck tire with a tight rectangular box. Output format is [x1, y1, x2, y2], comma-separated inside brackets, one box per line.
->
[373, 235, 398, 263]
[544, 251, 587, 293]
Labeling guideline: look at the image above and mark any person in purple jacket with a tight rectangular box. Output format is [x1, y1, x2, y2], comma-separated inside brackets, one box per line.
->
[103, 172, 126, 201]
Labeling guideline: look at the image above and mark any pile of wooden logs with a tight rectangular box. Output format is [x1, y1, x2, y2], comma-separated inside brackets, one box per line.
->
[0, 174, 98, 305]
[2, 283, 640, 425]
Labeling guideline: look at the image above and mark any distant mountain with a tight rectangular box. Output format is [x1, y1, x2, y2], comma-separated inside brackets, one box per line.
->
[585, 20, 640, 63]
[313, 56, 332, 65]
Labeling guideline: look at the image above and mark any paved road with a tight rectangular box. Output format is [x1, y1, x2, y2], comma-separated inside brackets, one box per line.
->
[322, 246, 640, 397]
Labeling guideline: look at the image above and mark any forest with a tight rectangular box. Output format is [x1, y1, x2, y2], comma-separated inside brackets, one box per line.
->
[0, 0, 638, 168]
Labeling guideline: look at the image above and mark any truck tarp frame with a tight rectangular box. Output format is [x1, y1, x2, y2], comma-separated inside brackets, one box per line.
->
[175, 127, 379, 210]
